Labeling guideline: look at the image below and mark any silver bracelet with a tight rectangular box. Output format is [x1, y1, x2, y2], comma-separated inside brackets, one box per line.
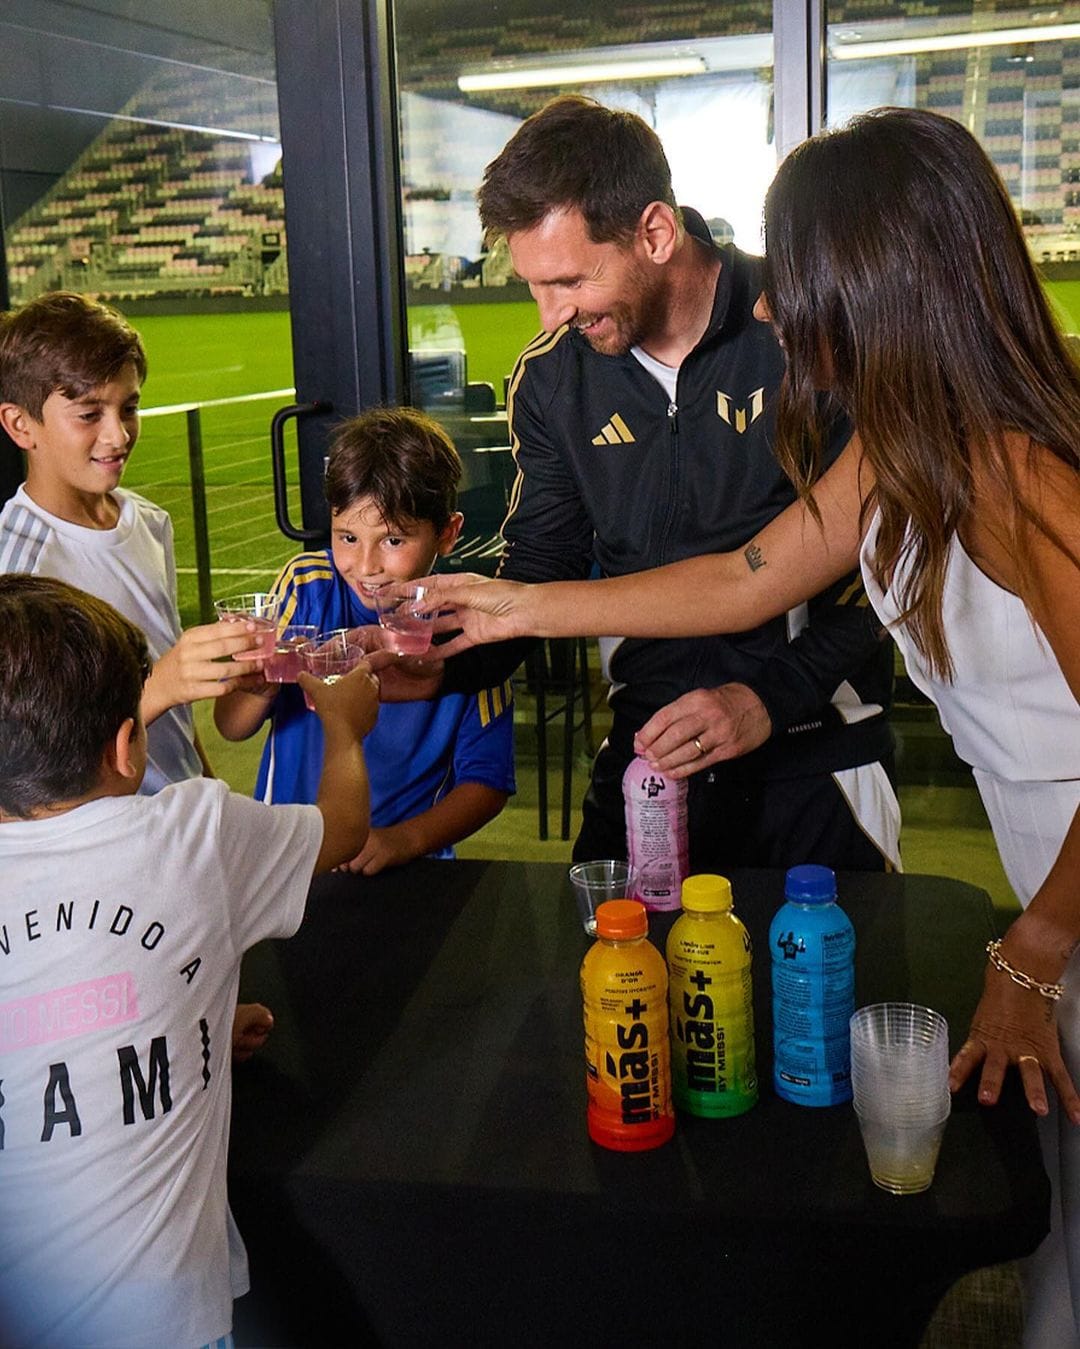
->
[986, 939, 1065, 1001]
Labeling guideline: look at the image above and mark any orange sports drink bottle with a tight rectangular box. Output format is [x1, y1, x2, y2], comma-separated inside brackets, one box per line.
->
[580, 899, 675, 1151]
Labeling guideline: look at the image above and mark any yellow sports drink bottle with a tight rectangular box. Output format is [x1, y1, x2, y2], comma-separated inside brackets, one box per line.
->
[580, 899, 675, 1151]
[667, 874, 758, 1118]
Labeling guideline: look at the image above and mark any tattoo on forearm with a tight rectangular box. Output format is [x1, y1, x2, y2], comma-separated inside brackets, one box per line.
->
[745, 543, 766, 572]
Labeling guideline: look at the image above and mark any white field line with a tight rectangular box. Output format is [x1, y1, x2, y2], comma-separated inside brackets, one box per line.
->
[134, 431, 269, 471]
[201, 443, 275, 469]
[140, 388, 295, 418]
[203, 498, 271, 521]
[212, 525, 299, 553]
[139, 390, 303, 577]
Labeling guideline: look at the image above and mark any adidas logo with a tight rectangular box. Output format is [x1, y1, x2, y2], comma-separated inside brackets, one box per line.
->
[591, 413, 635, 446]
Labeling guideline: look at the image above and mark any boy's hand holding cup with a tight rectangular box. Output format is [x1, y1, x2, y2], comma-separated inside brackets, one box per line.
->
[147, 620, 267, 716]
[298, 660, 380, 740]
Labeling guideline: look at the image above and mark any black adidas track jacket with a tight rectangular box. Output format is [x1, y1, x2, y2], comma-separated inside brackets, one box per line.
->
[445, 233, 893, 782]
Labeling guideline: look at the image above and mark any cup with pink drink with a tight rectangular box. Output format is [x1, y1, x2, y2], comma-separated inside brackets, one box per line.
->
[214, 592, 281, 660]
[263, 624, 319, 683]
[372, 582, 438, 655]
[299, 628, 368, 710]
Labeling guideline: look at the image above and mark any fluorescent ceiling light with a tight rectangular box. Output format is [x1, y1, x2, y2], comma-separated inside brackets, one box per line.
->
[831, 21, 1080, 61]
[458, 55, 706, 93]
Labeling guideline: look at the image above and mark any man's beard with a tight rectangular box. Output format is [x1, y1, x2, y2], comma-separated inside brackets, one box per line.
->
[578, 271, 667, 357]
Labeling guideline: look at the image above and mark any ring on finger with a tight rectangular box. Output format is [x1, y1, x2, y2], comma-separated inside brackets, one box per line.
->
[1018, 1054, 1041, 1067]
[692, 736, 705, 757]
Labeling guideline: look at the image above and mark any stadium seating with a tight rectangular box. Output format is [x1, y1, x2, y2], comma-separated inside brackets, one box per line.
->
[7, 8, 1080, 304]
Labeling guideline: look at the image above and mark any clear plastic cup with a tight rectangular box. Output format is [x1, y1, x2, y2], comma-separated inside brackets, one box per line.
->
[854, 1107, 950, 1195]
[299, 628, 367, 709]
[850, 1003, 950, 1111]
[214, 592, 281, 659]
[263, 624, 319, 683]
[850, 1003, 951, 1192]
[372, 582, 438, 655]
[850, 1002, 950, 1059]
[569, 860, 635, 936]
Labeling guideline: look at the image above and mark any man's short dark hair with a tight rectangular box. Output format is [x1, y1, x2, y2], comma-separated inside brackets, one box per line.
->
[0, 575, 150, 818]
[0, 291, 148, 420]
[324, 406, 461, 531]
[477, 94, 679, 246]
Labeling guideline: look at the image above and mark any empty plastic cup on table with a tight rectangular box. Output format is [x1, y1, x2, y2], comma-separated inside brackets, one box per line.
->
[568, 860, 635, 936]
[853, 1109, 950, 1195]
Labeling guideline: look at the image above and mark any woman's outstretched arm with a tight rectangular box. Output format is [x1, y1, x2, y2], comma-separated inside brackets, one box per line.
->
[430, 437, 870, 652]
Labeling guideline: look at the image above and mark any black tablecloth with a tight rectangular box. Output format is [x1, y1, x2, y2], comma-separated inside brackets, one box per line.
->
[229, 862, 1049, 1348]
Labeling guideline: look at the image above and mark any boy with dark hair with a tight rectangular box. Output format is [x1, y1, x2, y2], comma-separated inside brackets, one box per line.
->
[0, 291, 258, 790]
[0, 573, 378, 1348]
[0, 291, 278, 1054]
[215, 406, 514, 875]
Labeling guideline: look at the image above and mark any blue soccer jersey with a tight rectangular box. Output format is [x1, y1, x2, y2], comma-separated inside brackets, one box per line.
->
[256, 552, 515, 856]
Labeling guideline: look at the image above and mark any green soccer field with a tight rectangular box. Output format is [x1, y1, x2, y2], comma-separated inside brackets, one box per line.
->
[125, 311, 298, 628]
[122, 282, 1079, 628]
[125, 303, 538, 626]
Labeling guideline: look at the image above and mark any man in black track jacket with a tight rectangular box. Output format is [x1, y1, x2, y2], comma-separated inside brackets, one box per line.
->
[440, 94, 899, 873]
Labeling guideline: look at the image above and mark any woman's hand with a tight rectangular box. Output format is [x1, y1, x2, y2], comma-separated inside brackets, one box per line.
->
[421, 574, 536, 657]
[950, 924, 1080, 1124]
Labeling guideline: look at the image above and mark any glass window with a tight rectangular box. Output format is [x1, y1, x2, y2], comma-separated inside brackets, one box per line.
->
[0, 1, 300, 622]
[392, 1, 775, 498]
[825, 1, 1080, 332]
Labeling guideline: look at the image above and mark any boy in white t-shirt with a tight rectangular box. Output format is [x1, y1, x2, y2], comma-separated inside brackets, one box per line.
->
[0, 573, 379, 1348]
[0, 291, 275, 1056]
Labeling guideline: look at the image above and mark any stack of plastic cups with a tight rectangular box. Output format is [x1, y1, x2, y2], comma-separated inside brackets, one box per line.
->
[849, 1002, 951, 1195]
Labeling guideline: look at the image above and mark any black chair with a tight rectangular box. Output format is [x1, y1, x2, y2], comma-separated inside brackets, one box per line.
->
[443, 481, 509, 575]
[524, 635, 595, 842]
[445, 462, 595, 841]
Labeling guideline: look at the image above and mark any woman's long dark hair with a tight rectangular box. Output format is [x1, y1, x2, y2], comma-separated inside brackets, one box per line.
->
[763, 106, 1080, 678]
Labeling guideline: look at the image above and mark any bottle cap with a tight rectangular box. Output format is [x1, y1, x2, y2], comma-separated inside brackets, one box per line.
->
[784, 864, 837, 904]
[681, 874, 733, 913]
[595, 899, 648, 939]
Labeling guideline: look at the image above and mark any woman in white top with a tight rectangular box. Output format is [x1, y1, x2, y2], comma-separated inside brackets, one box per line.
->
[431, 107, 1080, 1341]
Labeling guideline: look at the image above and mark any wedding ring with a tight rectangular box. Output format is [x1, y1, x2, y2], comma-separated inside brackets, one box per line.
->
[1018, 1055, 1041, 1067]
[693, 736, 705, 757]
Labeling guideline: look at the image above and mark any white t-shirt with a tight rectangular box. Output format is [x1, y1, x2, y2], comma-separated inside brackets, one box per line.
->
[0, 486, 202, 792]
[0, 779, 323, 1348]
[631, 344, 678, 402]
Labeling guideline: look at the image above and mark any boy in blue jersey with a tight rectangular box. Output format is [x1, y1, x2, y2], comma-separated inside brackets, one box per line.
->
[216, 407, 514, 874]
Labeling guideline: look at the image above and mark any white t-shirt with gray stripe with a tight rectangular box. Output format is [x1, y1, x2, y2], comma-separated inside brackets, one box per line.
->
[0, 485, 201, 792]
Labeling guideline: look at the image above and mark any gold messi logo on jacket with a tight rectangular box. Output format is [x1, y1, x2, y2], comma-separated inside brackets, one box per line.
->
[591, 412, 635, 446]
[716, 387, 765, 433]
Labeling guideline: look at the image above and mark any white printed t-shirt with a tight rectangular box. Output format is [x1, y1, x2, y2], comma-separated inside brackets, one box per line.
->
[0, 778, 323, 1348]
[0, 486, 202, 792]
